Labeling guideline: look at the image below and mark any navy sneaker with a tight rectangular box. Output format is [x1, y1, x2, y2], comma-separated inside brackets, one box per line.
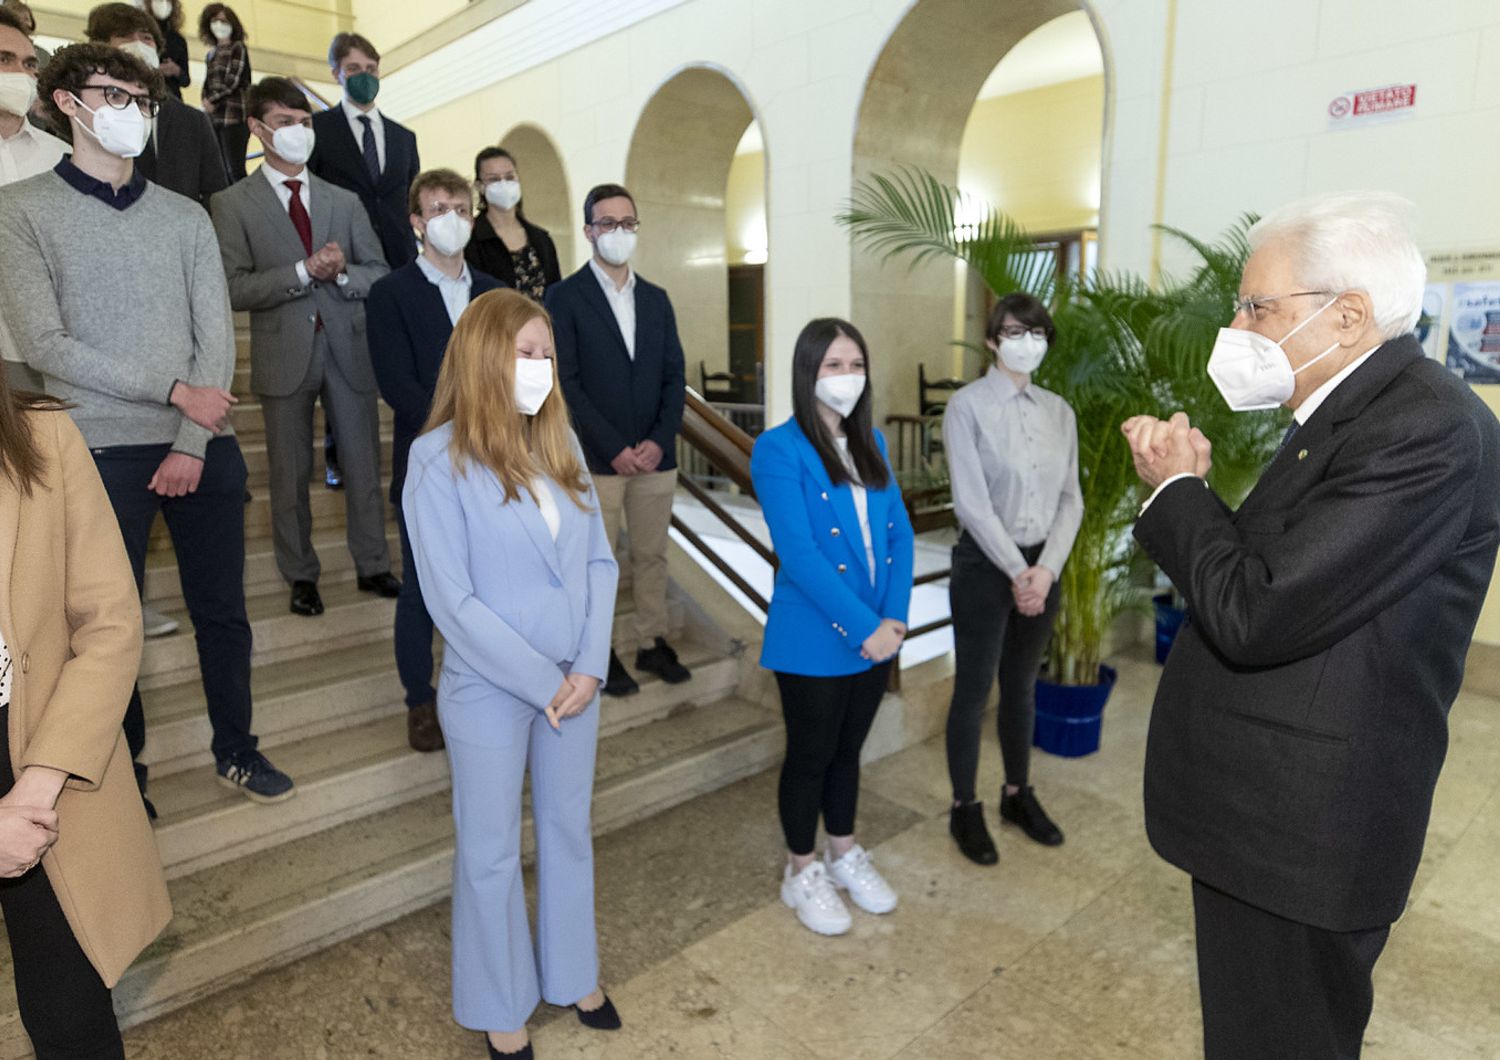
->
[216, 751, 296, 803]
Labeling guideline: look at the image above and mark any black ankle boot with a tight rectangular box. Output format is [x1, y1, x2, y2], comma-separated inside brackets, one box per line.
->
[1000, 785, 1064, 846]
[949, 801, 999, 865]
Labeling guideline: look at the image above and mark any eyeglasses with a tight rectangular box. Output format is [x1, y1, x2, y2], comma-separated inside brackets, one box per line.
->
[589, 217, 640, 234]
[77, 83, 160, 117]
[422, 202, 473, 219]
[997, 326, 1049, 341]
[1233, 290, 1330, 320]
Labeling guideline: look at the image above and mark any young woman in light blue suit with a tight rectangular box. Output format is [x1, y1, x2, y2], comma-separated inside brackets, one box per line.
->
[403, 289, 622, 1059]
[750, 318, 915, 938]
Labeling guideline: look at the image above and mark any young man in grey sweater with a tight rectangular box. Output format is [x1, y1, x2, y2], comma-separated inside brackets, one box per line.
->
[0, 43, 294, 809]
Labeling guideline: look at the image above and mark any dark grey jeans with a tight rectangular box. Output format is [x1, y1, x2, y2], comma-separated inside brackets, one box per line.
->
[944, 532, 1059, 803]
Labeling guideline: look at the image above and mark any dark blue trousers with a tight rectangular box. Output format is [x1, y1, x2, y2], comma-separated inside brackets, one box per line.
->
[395, 504, 436, 708]
[91, 438, 257, 783]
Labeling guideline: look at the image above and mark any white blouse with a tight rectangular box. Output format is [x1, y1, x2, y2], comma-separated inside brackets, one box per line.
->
[0, 627, 10, 706]
[835, 437, 876, 584]
[531, 477, 561, 540]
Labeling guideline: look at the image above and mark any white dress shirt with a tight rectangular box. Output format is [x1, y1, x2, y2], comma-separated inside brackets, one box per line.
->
[942, 367, 1084, 578]
[588, 257, 637, 359]
[342, 98, 385, 174]
[0, 119, 66, 186]
[1140, 343, 1384, 513]
[262, 163, 316, 287]
[0, 121, 68, 365]
[416, 252, 473, 326]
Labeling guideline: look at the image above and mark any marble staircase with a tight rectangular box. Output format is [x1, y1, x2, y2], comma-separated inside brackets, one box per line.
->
[0, 321, 779, 1057]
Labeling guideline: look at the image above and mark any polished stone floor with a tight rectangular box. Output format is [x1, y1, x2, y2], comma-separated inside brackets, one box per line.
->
[123, 649, 1500, 1058]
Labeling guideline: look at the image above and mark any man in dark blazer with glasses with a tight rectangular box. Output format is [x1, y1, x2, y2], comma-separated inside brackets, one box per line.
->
[1122, 191, 1500, 1060]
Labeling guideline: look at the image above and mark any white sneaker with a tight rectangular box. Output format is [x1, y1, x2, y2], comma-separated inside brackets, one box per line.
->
[780, 861, 852, 936]
[825, 844, 898, 914]
[141, 603, 179, 638]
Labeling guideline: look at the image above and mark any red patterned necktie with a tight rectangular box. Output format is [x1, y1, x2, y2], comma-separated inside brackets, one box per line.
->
[284, 179, 313, 255]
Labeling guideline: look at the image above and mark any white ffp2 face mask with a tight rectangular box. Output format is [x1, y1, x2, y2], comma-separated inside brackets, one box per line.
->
[151, 0, 173, 18]
[268, 123, 315, 166]
[815, 373, 867, 419]
[484, 180, 522, 210]
[423, 211, 472, 257]
[120, 40, 160, 71]
[514, 357, 554, 415]
[209, 19, 233, 41]
[1207, 297, 1341, 412]
[70, 94, 150, 159]
[595, 229, 636, 266]
[997, 333, 1048, 374]
[0, 73, 37, 119]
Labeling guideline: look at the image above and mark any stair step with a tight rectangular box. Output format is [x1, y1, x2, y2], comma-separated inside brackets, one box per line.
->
[143, 527, 403, 609]
[148, 483, 366, 553]
[138, 636, 739, 781]
[138, 579, 397, 689]
[229, 399, 395, 442]
[238, 436, 396, 490]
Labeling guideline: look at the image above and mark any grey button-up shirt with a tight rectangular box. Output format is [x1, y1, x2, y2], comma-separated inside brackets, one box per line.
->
[941, 366, 1083, 579]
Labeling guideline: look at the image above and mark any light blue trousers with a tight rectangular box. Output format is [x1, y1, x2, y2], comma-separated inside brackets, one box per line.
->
[443, 691, 600, 1032]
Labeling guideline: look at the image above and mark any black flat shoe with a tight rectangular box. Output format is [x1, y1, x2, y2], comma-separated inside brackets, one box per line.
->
[604, 650, 639, 697]
[574, 994, 621, 1031]
[949, 800, 998, 865]
[635, 637, 691, 684]
[357, 571, 402, 598]
[289, 580, 324, 616]
[1000, 785, 1064, 846]
[485, 1040, 532, 1059]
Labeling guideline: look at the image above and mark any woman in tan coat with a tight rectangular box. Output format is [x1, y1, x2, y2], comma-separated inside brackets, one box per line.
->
[0, 378, 171, 1057]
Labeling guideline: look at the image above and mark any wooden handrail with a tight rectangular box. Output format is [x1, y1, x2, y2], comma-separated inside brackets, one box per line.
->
[677, 475, 777, 568]
[671, 516, 768, 612]
[680, 386, 756, 495]
[289, 77, 336, 112]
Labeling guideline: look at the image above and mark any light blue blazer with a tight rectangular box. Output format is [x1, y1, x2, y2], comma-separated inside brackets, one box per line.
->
[402, 423, 619, 743]
[751, 419, 915, 677]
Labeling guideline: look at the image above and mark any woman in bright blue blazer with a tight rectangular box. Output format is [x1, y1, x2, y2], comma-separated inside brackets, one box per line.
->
[403, 290, 622, 1059]
[751, 317, 914, 938]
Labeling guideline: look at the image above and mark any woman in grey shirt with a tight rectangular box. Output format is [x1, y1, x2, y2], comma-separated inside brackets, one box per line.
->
[942, 292, 1083, 866]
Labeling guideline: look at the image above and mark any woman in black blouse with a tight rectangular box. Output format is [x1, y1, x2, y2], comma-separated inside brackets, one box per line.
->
[147, 0, 190, 98]
[466, 147, 562, 302]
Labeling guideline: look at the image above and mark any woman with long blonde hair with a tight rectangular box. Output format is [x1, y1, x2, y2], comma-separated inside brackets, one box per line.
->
[404, 289, 622, 1059]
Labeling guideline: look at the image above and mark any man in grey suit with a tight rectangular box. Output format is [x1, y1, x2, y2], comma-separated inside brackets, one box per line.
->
[211, 76, 399, 616]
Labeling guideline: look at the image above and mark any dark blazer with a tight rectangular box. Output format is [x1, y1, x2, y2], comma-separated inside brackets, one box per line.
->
[158, 25, 190, 98]
[1136, 334, 1500, 932]
[136, 96, 229, 211]
[546, 264, 686, 475]
[465, 214, 562, 295]
[366, 260, 504, 501]
[308, 106, 419, 268]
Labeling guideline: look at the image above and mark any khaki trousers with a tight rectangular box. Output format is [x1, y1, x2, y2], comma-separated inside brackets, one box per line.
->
[593, 468, 677, 650]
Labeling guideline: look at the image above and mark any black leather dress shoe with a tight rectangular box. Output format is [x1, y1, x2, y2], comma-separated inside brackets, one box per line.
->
[358, 571, 402, 598]
[574, 994, 622, 1031]
[1000, 785, 1065, 846]
[289, 580, 324, 616]
[949, 801, 998, 865]
[635, 637, 691, 684]
[604, 650, 639, 697]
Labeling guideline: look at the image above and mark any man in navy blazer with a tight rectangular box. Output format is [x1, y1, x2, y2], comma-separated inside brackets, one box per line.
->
[368, 168, 503, 753]
[547, 182, 691, 697]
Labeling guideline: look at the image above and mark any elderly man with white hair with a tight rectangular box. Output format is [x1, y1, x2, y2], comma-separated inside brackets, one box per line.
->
[1122, 191, 1500, 1059]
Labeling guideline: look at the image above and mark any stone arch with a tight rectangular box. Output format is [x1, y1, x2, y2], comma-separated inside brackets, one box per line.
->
[496, 122, 575, 270]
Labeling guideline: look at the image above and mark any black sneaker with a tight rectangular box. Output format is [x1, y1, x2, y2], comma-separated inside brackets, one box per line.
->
[604, 650, 639, 697]
[999, 785, 1064, 846]
[949, 801, 998, 865]
[635, 637, 691, 684]
[216, 750, 296, 803]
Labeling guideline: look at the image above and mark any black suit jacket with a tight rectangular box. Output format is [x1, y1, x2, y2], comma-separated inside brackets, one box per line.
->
[366, 260, 504, 500]
[136, 97, 229, 211]
[1136, 335, 1500, 931]
[308, 106, 419, 268]
[465, 214, 562, 295]
[546, 264, 686, 475]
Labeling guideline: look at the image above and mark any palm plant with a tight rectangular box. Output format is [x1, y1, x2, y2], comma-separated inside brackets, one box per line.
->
[838, 168, 1281, 686]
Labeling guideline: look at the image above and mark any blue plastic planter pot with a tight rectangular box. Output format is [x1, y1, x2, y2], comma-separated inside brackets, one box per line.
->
[1153, 592, 1186, 665]
[1033, 665, 1118, 758]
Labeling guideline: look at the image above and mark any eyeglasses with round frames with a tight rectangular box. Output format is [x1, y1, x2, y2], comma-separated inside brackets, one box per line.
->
[76, 83, 160, 118]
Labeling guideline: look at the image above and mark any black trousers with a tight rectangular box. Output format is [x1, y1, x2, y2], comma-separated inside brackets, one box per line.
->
[774, 662, 892, 856]
[215, 121, 249, 183]
[1193, 878, 1390, 1060]
[0, 709, 124, 1059]
[945, 534, 1059, 803]
[91, 439, 257, 786]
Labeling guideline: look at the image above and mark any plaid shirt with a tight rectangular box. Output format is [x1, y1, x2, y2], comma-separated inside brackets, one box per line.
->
[201, 41, 250, 127]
